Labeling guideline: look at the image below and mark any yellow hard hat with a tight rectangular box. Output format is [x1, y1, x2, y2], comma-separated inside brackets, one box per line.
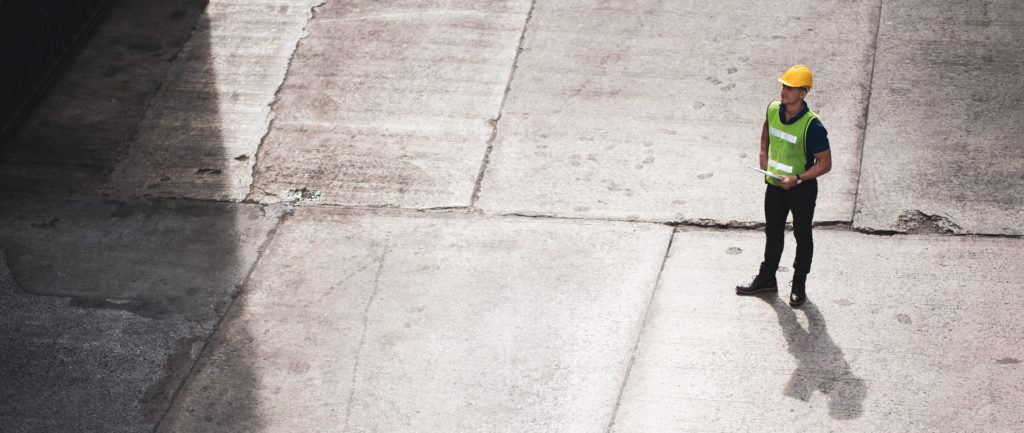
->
[778, 65, 813, 89]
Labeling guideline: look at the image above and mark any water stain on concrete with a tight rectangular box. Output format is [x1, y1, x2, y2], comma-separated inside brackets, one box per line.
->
[70, 297, 175, 320]
[31, 218, 60, 229]
[835, 299, 854, 307]
[897, 314, 912, 324]
[726, 247, 742, 255]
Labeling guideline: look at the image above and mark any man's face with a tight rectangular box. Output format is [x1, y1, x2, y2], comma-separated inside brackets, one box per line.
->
[780, 85, 807, 105]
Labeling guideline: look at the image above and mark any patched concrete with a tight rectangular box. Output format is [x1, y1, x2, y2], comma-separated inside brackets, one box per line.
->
[854, 0, 1024, 235]
[106, 0, 323, 201]
[0, 250, 202, 432]
[158, 209, 672, 432]
[247, 1, 531, 208]
[611, 229, 1024, 431]
[475, 0, 878, 224]
[0, 194, 282, 324]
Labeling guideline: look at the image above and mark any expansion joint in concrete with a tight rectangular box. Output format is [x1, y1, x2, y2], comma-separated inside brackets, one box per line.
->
[151, 208, 290, 432]
[606, 228, 675, 433]
[850, 0, 885, 223]
[469, 0, 536, 211]
[243, 0, 326, 203]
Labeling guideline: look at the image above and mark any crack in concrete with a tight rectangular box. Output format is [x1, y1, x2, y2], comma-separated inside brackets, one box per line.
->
[606, 228, 676, 432]
[243, 0, 327, 203]
[469, 0, 537, 210]
[326, 10, 503, 22]
[141, 335, 202, 423]
[344, 246, 390, 430]
[152, 205, 290, 432]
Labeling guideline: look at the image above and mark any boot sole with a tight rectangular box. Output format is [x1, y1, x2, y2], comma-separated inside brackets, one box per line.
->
[789, 298, 806, 307]
[735, 287, 777, 295]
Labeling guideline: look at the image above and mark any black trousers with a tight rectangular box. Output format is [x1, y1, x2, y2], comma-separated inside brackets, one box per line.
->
[763, 180, 817, 275]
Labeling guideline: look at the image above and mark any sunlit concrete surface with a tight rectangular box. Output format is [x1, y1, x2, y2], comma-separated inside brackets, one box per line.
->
[611, 228, 1024, 432]
[247, 1, 532, 208]
[157, 208, 671, 431]
[854, 0, 1024, 235]
[474, 0, 878, 224]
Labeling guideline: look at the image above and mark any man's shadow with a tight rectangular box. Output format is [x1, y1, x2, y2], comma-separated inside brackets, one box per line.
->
[757, 296, 867, 419]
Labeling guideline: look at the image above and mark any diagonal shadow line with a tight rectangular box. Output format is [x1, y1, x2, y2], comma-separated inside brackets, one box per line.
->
[757, 296, 868, 420]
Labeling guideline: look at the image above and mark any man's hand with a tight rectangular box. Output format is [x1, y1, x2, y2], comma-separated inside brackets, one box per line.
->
[779, 175, 798, 190]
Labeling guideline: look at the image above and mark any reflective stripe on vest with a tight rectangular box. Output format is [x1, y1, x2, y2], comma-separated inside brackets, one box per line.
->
[769, 126, 798, 144]
[768, 158, 793, 174]
[765, 101, 819, 186]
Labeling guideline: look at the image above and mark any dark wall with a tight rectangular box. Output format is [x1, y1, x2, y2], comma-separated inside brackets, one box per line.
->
[0, 0, 111, 145]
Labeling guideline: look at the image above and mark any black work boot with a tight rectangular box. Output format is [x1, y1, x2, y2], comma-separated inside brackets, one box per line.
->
[736, 263, 778, 295]
[789, 272, 807, 307]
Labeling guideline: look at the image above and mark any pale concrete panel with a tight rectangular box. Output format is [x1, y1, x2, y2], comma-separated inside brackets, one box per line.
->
[248, 1, 532, 208]
[160, 209, 672, 432]
[855, 0, 1024, 235]
[107, 0, 322, 201]
[612, 229, 1024, 431]
[476, 0, 879, 223]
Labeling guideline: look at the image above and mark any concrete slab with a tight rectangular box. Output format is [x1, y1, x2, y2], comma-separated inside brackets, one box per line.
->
[105, 0, 322, 201]
[475, 0, 879, 224]
[247, 1, 531, 208]
[0, 0, 207, 195]
[611, 228, 1024, 431]
[854, 0, 1024, 235]
[0, 250, 202, 432]
[158, 209, 672, 432]
[0, 194, 282, 324]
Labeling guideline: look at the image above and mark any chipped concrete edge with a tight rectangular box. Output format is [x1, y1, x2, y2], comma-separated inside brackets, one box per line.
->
[243, 0, 328, 204]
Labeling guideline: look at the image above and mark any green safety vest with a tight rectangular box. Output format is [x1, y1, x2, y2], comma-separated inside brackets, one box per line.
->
[765, 101, 819, 186]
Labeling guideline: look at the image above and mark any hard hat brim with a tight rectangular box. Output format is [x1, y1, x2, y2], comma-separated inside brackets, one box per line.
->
[778, 77, 812, 90]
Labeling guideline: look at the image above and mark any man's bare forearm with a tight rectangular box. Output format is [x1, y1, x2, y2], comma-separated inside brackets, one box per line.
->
[759, 120, 770, 171]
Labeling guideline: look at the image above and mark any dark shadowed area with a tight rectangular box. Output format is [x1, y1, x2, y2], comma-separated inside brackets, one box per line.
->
[0, 0, 265, 431]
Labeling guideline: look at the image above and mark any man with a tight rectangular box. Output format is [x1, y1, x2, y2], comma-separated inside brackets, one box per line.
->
[736, 65, 831, 307]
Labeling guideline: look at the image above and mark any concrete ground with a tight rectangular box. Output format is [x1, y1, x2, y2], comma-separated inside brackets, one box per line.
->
[1, 0, 1021, 431]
